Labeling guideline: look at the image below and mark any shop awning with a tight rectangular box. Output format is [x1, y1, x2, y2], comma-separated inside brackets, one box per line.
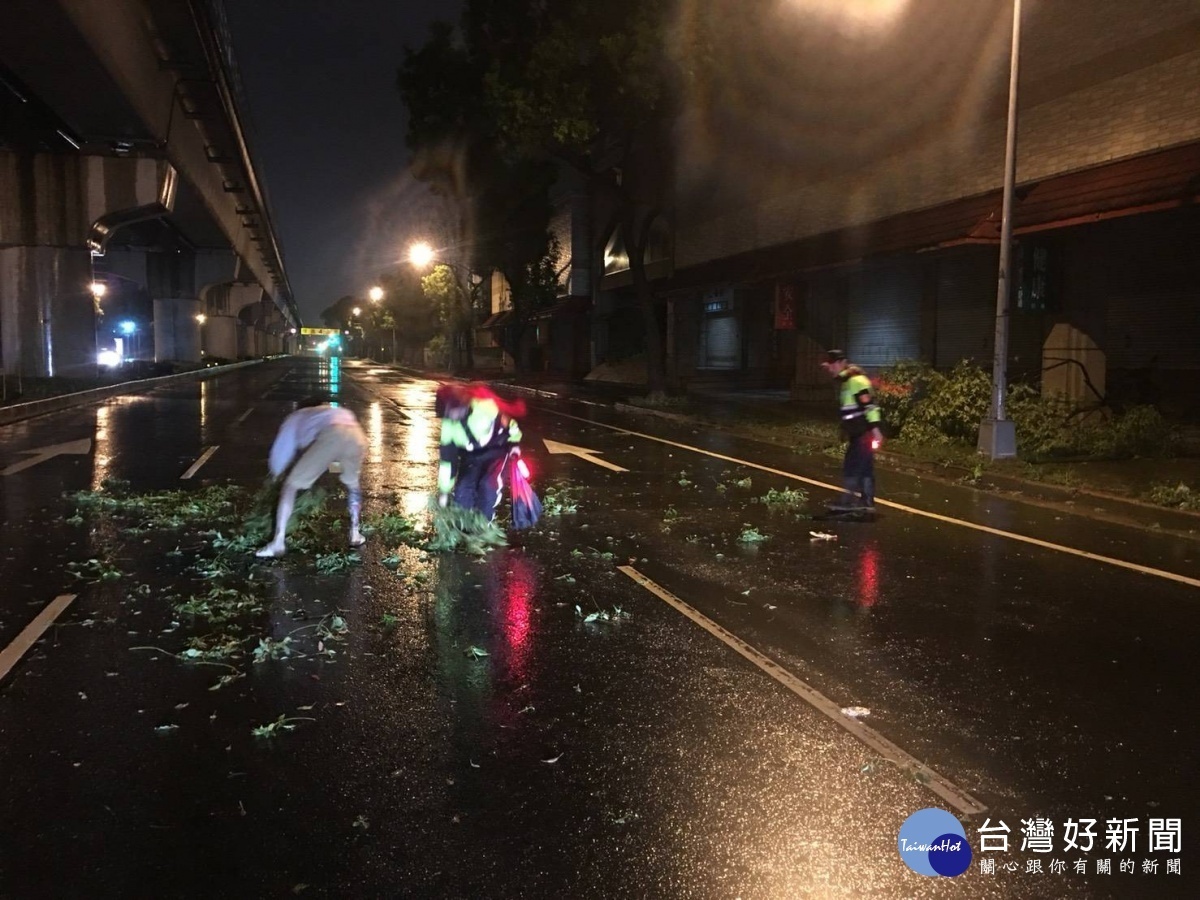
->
[479, 310, 513, 329]
[663, 141, 1200, 292]
[532, 296, 592, 320]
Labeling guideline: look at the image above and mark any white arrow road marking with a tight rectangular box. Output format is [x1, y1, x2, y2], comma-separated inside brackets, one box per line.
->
[619, 566, 987, 816]
[543, 438, 628, 473]
[0, 594, 77, 685]
[181, 445, 219, 480]
[1, 438, 92, 476]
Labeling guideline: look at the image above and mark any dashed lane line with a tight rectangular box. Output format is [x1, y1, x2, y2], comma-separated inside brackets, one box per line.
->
[180, 445, 219, 480]
[545, 408, 1200, 591]
[618, 566, 987, 816]
[0, 594, 77, 686]
[233, 407, 254, 426]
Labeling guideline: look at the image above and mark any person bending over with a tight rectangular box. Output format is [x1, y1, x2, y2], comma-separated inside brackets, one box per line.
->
[436, 383, 525, 521]
[256, 400, 368, 558]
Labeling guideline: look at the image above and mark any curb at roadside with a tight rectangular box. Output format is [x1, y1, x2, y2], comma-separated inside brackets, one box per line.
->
[0, 359, 265, 427]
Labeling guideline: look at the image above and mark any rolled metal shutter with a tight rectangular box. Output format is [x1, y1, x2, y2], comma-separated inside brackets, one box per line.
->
[935, 246, 996, 368]
[1102, 208, 1200, 370]
[701, 315, 740, 369]
[846, 260, 922, 367]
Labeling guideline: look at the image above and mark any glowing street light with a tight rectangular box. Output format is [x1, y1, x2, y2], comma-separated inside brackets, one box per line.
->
[352, 306, 362, 317]
[408, 241, 434, 269]
[89, 281, 107, 299]
[368, 285, 384, 303]
[119, 320, 136, 335]
[195, 313, 207, 324]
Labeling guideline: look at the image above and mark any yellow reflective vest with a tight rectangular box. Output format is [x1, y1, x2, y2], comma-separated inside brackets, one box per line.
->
[837, 365, 881, 438]
[438, 398, 522, 493]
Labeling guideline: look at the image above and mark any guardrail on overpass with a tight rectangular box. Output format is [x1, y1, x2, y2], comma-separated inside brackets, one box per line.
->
[0, 359, 264, 427]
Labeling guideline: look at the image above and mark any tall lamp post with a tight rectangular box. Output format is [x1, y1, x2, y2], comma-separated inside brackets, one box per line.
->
[90, 281, 107, 375]
[978, 0, 1022, 460]
[195, 313, 206, 359]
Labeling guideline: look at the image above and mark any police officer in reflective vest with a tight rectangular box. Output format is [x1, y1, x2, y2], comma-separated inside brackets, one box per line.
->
[821, 349, 883, 514]
[436, 383, 525, 521]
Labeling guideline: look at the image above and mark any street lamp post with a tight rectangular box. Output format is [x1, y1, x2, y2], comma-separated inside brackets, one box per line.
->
[90, 281, 107, 376]
[196, 313, 206, 358]
[979, 0, 1022, 460]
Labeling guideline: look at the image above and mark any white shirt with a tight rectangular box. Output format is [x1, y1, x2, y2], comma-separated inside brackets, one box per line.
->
[268, 405, 360, 477]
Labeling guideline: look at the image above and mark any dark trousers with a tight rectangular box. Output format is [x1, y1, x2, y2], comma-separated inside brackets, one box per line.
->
[452, 447, 510, 520]
[842, 433, 876, 506]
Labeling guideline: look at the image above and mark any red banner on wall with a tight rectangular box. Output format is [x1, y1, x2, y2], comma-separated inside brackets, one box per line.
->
[774, 283, 797, 330]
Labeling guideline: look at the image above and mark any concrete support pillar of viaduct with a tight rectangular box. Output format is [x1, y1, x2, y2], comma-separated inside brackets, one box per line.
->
[198, 282, 265, 362]
[0, 151, 175, 377]
[153, 298, 202, 363]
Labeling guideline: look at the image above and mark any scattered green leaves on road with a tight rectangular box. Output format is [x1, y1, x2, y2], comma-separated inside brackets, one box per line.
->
[738, 527, 770, 544]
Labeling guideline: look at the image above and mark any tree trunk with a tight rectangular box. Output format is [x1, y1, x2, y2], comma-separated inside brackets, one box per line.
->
[626, 209, 666, 395]
[507, 320, 528, 373]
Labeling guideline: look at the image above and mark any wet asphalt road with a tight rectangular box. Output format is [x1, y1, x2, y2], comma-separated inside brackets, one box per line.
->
[0, 357, 1197, 899]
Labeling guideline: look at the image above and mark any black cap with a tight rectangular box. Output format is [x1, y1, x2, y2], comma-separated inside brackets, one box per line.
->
[825, 349, 847, 363]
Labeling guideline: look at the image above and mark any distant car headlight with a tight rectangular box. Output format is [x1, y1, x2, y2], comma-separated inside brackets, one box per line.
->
[97, 350, 121, 367]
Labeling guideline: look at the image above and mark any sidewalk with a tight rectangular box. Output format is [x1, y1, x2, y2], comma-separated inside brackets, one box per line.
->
[371, 361, 1200, 539]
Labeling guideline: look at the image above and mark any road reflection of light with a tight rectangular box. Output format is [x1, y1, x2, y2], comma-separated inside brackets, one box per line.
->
[401, 383, 435, 464]
[404, 412, 432, 464]
[330, 356, 340, 397]
[368, 401, 383, 463]
[858, 543, 880, 609]
[500, 556, 536, 681]
[91, 405, 111, 489]
[199, 379, 210, 436]
[401, 490, 429, 517]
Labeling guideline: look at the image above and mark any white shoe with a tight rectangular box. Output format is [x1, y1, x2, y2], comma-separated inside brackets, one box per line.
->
[255, 543, 285, 558]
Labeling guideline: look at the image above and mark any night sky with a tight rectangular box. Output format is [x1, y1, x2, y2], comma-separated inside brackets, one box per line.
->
[226, 0, 460, 323]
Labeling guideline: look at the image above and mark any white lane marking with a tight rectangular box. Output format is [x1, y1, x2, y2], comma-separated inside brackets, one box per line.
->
[1, 438, 92, 476]
[543, 438, 629, 472]
[0, 594, 77, 685]
[234, 407, 254, 426]
[547, 409, 1200, 590]
[180, 445, 219, 480]
[619, 566, 987, 816]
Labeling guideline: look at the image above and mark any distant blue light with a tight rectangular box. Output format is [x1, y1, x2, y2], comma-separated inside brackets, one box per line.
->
[119, 320, 136, 335]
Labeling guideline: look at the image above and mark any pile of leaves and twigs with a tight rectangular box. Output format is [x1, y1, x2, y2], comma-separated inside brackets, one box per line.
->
[427, 501, 508, 555]
[1144, 482, 1200, 511]
[874, 359, 1180, 461]
[68, 477, 243, 530]
[67, 477, 409, 564]
[59, 477, 433, 744]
